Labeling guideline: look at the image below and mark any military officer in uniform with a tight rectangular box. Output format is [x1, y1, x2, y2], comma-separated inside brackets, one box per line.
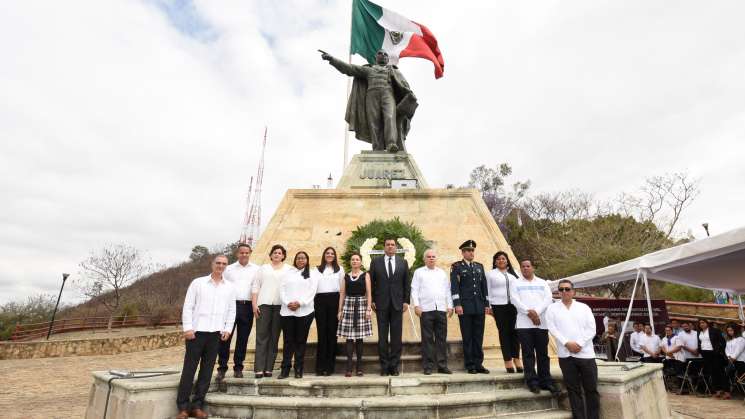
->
[451, 240, 491, 374]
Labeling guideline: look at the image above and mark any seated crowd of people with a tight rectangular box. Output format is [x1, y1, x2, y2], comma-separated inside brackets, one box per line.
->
[600, 318, 745, 399]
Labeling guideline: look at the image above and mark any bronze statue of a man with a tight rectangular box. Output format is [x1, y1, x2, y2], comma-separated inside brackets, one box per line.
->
[321, 50, 418, 153]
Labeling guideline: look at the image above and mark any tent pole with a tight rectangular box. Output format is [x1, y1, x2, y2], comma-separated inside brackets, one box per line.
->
[642, 270, 655, 335]
[616, 269, 641, 361]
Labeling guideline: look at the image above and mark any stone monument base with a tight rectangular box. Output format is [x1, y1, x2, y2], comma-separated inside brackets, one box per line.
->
[336, 151, 428, 189]
[85, 363, 670, 419]
[249, 188, 519, 344]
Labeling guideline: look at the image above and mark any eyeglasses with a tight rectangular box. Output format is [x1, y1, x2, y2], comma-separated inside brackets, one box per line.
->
[558, 287, 572, 292]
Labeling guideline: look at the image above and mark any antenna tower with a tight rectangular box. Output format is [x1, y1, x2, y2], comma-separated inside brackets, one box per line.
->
[239, 127, 267, 246]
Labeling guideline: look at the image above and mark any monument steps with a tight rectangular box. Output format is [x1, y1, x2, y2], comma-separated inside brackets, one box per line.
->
[232, 340, 507, 374]
[205, 373, 568, 419]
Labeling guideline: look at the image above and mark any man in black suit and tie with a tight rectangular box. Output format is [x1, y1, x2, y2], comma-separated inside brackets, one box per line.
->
[369, 236, 411, 375]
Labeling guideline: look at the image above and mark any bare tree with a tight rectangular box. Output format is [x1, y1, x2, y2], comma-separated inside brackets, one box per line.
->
[77, 244, 154, 331]
[616, 171, 700, 239]
[521, 190, 595, 223]
[468, 163, 531, 222]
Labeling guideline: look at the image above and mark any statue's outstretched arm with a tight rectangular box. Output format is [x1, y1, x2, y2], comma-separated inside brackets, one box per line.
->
[320, 50, 368, 78]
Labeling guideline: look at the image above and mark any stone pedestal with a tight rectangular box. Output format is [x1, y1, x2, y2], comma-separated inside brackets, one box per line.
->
[337, 151, 428, 189]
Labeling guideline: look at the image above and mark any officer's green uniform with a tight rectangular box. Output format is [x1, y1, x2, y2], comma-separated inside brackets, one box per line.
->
[451, 240, 489, 372]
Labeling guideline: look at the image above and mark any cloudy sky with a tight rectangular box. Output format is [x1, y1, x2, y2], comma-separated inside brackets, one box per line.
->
[2, 0, 744, 304]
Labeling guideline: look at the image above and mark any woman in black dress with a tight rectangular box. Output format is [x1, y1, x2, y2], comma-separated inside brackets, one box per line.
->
[336, 252, 373, 376]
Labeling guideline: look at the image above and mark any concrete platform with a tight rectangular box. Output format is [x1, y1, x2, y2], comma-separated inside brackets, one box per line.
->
[85, 363, 670, 419]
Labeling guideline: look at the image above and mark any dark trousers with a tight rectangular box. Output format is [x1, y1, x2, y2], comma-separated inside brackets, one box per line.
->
[314, 292, 339, 374]
[421, 310, 448, 370]
[459, 313, 485, 370]
[701, 350, 728, 392]
[254, 304, 281, 373]
[641, 356, 662, 363]
[217, 301, 253, 373]
[280, 313, 314, 372]
[558, 357, 599, 419]
[376, 306, 403, 371]
[491, 304, 520, 361]
[176, 332, 220, 411]
[517, 328, 554, 387]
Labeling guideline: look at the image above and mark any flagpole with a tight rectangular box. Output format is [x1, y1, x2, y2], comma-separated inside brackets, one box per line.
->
[342, 1, 354, 174]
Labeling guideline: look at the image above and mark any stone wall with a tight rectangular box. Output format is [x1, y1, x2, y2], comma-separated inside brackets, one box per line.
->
[0, 331, 182, 360]
[666, 301, 744, 323]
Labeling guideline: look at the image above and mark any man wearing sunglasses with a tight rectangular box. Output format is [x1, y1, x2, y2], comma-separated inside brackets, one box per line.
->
[545, 279, 599, 419]
[176, 255, 236, 419]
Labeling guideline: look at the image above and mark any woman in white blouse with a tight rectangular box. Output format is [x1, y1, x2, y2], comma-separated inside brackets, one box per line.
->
[278, 251, 319, 379]
[485, 251, 523, 373]
[725, 324, 745, 386]
[251, 244, 291, 378]
[698, 318, 729, 399]
[313, 247, 344, 376]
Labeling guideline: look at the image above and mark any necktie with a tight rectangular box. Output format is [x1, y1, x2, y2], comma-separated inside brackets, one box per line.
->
[387, 257, 393, 278]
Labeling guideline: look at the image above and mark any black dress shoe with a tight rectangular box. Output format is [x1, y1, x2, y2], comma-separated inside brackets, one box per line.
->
[390, 370, 400, 376]
[278, 370, 290, 379]
[467, 369, 477, 374]
[437, 367, 453, 374]
[516, 367, 524, 373]
[295, 370, 303, 379]
[476, 366, 490, 374]
[546, 383, 562, 396]
[234, 370, 243, 378]
[528, 384, 541, 394]
[423, 369, 433, 375]
[505, 367, 515, 373]
[264, 371, 273, 378]
[216, 370, 226, 381]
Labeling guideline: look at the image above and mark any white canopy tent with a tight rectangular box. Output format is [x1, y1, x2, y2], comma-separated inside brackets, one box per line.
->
[550, 226, 745, 360]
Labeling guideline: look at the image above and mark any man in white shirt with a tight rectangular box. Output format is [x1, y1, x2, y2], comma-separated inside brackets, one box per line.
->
[217, 243, 259, 380]
[678, 321, 700, 360]
[176, 255, 236, 419]
[411, 249, 454, 375]
[659, 325, 685, 375]
[629, 322, 644, 359]
[510, 260, 559, 395]
[639, 324, 662, 363]
[545, 279, 599, 419]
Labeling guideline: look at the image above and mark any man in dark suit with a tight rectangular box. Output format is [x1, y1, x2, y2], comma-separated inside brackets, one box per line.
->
[451, 240, 490, 374]
[369, 236, 411, 375]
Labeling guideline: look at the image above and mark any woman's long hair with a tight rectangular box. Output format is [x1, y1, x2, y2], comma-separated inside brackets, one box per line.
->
[317, 246, 340, 273]
[293, 251, 311, 279]
[492, 251, 518, 278]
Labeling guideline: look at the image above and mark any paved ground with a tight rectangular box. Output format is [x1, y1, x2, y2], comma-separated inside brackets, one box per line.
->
[1, 343, 744, 418]
[669, 393, 745, 419]
[0, 345, 184, 419]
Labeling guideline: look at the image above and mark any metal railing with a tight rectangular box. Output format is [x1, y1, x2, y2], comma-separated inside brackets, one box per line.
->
[9, 314, 180, 341]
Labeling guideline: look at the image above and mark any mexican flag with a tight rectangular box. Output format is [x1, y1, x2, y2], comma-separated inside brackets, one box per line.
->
[350, 0, 444, 79]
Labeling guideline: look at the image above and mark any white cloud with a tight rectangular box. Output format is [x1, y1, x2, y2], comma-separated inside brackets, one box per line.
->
[1, 0, 743, 303]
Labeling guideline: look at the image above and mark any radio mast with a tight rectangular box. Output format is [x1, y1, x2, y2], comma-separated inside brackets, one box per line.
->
[239, 127, 267, 246]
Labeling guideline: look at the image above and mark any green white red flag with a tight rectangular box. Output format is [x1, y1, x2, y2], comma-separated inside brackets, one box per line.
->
[350, 0, 444, 79]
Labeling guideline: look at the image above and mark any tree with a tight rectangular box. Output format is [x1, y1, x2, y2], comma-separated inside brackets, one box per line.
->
[467, 163, 531, 224]
[504, 214, 673, 298]
[189, 245, 210, 262]
[616, 172, 700, 239]
[77, 244, 154, 331]
[0, 294, 58, 340]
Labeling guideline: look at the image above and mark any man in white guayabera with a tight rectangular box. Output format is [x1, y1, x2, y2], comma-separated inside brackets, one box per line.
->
[176, 255, 236, 419]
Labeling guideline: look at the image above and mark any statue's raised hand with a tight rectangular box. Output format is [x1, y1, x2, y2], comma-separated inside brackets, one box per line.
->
[318, 49, 332, 61]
